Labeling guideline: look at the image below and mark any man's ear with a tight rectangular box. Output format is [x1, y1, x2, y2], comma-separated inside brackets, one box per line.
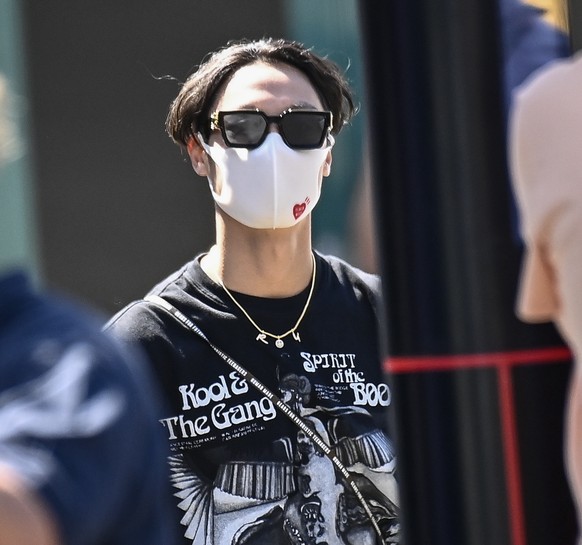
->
[186, 135, 209, 176]
[322, 149, 333, 177]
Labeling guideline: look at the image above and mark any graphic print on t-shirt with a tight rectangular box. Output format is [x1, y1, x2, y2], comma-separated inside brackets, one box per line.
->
[163, 362, 400, 544]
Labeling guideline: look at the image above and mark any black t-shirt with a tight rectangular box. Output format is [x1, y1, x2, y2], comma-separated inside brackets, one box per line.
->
[107, 252, 399, 544]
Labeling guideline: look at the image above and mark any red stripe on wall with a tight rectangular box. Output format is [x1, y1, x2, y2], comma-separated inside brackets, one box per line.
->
[498, 364, 527, 545]
[383, 346, 572, 545]
[384, 346, 571, 374]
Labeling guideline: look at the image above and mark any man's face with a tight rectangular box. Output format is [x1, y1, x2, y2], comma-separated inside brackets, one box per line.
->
[196, 61, 332, 195]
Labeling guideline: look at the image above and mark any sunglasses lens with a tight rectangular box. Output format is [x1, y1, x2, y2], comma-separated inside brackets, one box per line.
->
[281, 112, 328, 149]
[222, 112, 267, 147]
[218, 111, 330, 149]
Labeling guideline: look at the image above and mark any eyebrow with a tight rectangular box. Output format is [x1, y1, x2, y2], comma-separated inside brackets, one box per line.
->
[289, 102, 319, 110]
[235, 102, 321, 112]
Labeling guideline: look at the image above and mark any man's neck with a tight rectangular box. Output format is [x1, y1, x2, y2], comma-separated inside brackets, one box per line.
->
[202, 216, 314, 297]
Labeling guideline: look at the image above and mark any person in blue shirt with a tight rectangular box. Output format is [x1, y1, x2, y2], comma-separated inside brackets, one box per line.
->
[500, 0, 570, 111]
[0, 75, 178, 545]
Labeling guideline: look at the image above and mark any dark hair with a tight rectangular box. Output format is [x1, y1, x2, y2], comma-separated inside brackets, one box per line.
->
[166, 38, 356, 147]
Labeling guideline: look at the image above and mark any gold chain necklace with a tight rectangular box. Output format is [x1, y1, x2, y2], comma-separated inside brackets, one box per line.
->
[220, 253, 316, 349]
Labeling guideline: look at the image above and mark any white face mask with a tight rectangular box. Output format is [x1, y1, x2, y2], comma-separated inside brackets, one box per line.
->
[200, 132, 334, 229]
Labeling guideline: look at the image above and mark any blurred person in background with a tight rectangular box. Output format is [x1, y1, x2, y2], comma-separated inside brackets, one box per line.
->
[510, 51, 582, 544]
[500, 0, 570, 109]
[0, 74, 178, 545]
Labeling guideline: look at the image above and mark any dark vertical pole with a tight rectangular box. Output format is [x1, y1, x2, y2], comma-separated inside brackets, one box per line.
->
[359, 0, 576, 544]
[569, 0, 582, 51]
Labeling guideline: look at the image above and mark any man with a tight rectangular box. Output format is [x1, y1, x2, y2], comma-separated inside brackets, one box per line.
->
[107, 38, 399, 544]
[510, 51, 582, 543]
[0, 75, 177, 545]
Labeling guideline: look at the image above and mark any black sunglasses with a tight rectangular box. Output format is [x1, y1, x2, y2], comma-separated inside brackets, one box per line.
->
[209, 109, 333, 150]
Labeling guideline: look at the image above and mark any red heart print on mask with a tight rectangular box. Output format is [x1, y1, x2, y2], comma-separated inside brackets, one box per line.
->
[293, 203, 307, 219]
